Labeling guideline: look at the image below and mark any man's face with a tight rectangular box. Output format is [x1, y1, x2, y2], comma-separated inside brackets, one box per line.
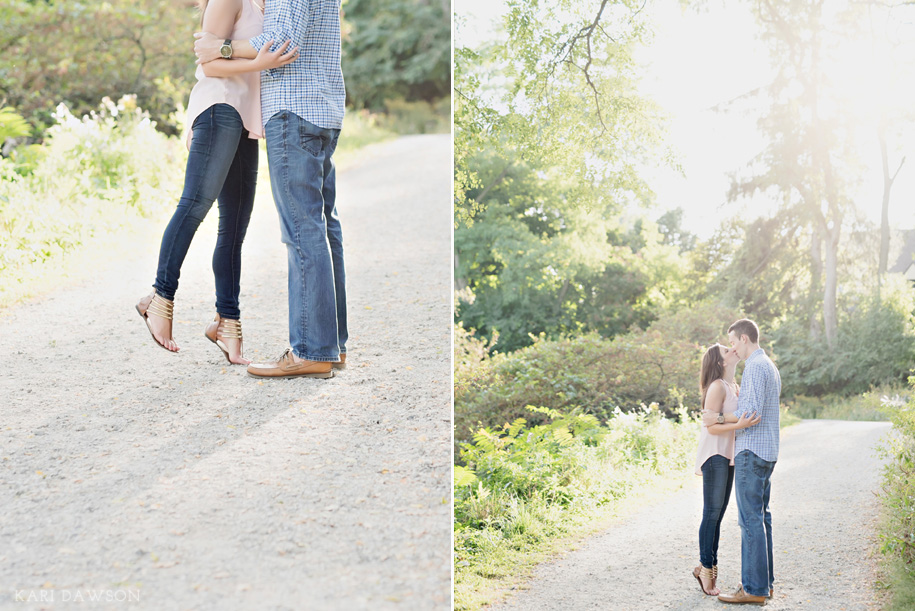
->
[728, 330, 748, 361]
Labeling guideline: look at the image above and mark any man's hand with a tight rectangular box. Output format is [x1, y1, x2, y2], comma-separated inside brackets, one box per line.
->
[253, 40, 299, 70]
[736, 411, 761, 429]
[194, 31, 223, 64]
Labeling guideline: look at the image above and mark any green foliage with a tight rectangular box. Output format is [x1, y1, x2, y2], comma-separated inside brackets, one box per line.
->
[0, 96, 184, 295]
[454, 403, 697, 610]
[454, 301, 743, 444]
[454, 0, 683, 352]
[342, 0, 450, 110]
[455, 154, 692, 352]
[0, 0, 197, 135]
[375, 97, 450, 135]
[0, 107, 31, 143]
[772, 280, 915, 396]
[785, 387, 902, 421]
[878, 380, 915, 608]
[2, 0, 448, 138]
[454, 0, 669, 226]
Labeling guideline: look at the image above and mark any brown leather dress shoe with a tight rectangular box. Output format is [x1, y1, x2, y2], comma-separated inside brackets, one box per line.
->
[332, 353, 347, 370]
[246, 348, 334, 379]
[718, 586, 767, 605]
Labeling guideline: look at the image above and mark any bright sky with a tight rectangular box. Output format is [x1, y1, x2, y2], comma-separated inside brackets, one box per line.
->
[455, 0, 915, 240]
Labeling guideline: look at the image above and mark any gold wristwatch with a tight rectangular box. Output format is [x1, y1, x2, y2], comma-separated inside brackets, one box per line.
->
[219, 39, 233, 59]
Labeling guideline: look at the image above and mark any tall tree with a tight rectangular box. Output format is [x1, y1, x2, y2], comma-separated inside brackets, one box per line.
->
[729, 0, 868, 347]
[454, 0, 679, 349]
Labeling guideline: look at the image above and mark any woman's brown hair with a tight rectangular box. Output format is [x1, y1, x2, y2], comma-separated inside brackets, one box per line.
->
[699, 344, 726, 410]
[197, 0, 209, 26]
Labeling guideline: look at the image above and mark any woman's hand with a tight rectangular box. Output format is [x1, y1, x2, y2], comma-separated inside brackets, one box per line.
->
[736, 412, 761, 429]
[701, 410, 720, 427]
[253, 40, 299, 70]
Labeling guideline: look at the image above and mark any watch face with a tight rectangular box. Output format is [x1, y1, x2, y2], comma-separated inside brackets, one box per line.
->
[220, 44, 232, 58]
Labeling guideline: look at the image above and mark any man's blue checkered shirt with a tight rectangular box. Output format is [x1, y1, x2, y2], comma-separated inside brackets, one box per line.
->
[250, 0, 346, 130]
[734, 348, 781, 462]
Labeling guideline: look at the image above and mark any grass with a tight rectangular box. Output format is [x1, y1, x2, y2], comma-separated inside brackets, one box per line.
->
[877, 560, 915, 611]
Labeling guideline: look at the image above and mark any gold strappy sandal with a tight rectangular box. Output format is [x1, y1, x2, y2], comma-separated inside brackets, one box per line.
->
[204, 314, 248, 365]
[693, 565, 717, 596]
[136, 292, 178, 352]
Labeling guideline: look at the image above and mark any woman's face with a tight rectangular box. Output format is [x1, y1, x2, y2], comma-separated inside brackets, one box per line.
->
[718, 344, 739, 368]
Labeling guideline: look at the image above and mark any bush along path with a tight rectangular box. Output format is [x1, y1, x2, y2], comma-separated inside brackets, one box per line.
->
[489, 419, 891, 611]
[0, 135, 452, 609]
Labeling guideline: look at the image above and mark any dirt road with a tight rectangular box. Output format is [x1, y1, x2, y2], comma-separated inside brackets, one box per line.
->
[492, 419, 892, 611]
[0, 135, 452, 609]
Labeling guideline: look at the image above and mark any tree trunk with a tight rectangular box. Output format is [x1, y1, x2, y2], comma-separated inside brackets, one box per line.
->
[454, 252, 467, 292]
[822, 222, 840, 348]
[878, 122, 905, 282]
[808, 230, 822, 340]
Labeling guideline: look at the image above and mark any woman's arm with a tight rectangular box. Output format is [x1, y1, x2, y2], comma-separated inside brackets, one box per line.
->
[195, 0, 309, 63]
[201, 0, 241, 42]
[707, 412, 761, 435]
[200, 40, 297, 77]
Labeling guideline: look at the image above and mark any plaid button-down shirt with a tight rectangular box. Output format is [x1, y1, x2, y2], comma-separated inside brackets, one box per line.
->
[250, 0, 345, 130]
[734, 348, 781, 462]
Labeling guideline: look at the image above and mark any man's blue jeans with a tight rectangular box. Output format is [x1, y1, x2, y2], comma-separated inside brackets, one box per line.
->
[154, 104, 257, 319]
[734, 449, 775, 597]
[699, 454, 734, 569]
[264, 112, 346, 361]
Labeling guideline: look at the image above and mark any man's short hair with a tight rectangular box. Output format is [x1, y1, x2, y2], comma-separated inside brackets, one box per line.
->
[728, 318, 759, 344]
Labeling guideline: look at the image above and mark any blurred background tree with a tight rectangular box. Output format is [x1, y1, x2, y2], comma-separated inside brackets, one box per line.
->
[455, 0, 915, 409]
[342, 0, 450, 110]
[0, 0, 197, 136]
[0, 0, 451, 139]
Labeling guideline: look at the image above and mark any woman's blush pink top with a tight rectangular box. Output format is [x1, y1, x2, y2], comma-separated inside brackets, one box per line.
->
[185, 0, 264, 149]
[694, 380, 739, 475]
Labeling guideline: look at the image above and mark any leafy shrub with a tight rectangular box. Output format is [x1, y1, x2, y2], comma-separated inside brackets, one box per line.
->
[0, 0, 197, 135]
[785, 387, 902, 421]
[454, 301, 743, 444]
[879, 380, 915, 606]
[773, 281, 915, 396]
[377, 97, 450, 134]
[0, 96, 184, 297]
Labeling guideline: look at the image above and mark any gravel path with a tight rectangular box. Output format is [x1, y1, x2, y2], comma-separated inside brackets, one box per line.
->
[492, 419, 892, 611]
[0, 135, 452, 610]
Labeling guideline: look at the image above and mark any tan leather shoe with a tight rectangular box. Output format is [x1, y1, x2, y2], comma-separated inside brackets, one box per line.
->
[246, 348, 334, 379]
[332, 353, 347, 370]
[739, 584, 773, 598]
[718, 586, 767, 605]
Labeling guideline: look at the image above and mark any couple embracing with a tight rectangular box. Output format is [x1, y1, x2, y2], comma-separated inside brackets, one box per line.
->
[136, 0, 347, 379]
[694, 318, 781, 605]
